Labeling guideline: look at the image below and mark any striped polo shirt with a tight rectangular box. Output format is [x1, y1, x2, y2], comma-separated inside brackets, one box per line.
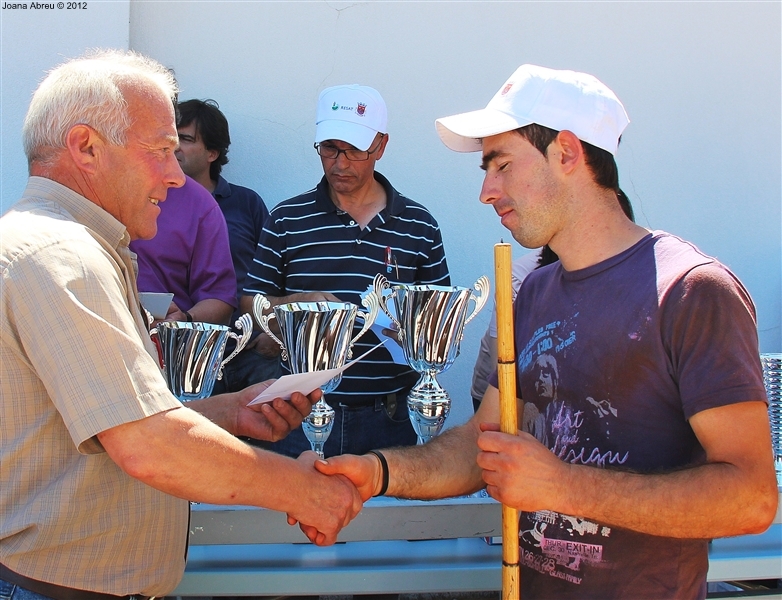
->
[244, 172, 450, 405]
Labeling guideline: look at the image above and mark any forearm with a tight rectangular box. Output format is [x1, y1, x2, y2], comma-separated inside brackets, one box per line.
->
[381, 386, 506, 499]
[98, 404, 362, 545]
[187, 298, 234, 325]
[561, 459, 777, 539]
[186, 391, 241, 434]
[384, 419, 485, 499]
[484, 401, 779, 540]
[100, 406, 303, 509]
[317, 394, 500, 500]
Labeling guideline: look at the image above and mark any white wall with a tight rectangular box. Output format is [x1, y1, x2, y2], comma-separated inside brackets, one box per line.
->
[3, 1, 780, 427]
[0, 0, 130, 206]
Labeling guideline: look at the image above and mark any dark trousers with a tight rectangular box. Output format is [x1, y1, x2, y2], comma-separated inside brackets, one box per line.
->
[269, 395, 418, 458]
[0, 579, 51, 600]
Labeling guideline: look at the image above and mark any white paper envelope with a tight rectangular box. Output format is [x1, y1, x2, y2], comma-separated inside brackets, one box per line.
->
[139, 292, 174, 319]
[247, 341, 386, 406]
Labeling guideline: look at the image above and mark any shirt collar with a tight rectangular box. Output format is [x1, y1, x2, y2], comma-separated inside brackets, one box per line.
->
[212, 175, 232, 200]
[23, 176, 130, 248]
[314, 171, 404, 218]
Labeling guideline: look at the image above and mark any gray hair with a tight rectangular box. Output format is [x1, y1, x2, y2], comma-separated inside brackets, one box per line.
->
[22, 48, 178, 166]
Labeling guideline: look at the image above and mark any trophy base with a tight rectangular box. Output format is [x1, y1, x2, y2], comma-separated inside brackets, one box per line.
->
[407, 376, 451, 444]
[302, 399, 336, 458]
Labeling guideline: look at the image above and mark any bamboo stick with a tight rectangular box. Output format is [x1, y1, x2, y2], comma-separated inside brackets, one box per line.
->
[494, 242, 520, 600]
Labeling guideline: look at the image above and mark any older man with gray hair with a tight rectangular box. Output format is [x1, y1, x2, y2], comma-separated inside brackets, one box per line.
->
[0, 49, 361, 599]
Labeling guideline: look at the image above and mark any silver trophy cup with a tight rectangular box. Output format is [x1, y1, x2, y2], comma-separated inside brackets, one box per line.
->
[151, 314, 253, 402]
[374, 274, 490, 444]
[761, 353, 782, 487]
[252, 294, 380, 457]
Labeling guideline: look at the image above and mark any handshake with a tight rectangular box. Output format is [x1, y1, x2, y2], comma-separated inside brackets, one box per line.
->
[240, 384, 544, 546]
[234, 382, 387, 547]
[283, 449, 382, 546]
[236, 380, 537, 547]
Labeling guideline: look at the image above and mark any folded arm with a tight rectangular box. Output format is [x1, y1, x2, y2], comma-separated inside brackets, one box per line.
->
[167, 298, 234, 326]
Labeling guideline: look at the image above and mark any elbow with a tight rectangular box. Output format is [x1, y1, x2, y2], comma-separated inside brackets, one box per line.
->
[98, 429, 166, 485]
[118, 452, 155, 482]
[751, 489, 779, 534]
[741, 476, 779, 535]
[108, 445, 161, 484]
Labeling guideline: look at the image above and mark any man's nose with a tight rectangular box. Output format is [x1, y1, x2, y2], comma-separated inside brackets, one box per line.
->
[334, 151, 352, 168]
[165, 153, 186, 189]
[479, 173, 499, 205]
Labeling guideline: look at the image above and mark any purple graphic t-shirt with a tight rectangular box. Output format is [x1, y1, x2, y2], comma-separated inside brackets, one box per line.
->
[492, 231, 765, 599]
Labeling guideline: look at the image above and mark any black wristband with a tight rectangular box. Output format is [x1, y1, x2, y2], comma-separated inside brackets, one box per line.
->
[184, 311, 193, 323]
[367, 450, 389, 497]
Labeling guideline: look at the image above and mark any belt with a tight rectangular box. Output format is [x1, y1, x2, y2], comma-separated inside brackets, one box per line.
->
[338, 393, 401, 409]
[0, 563, 152, 600]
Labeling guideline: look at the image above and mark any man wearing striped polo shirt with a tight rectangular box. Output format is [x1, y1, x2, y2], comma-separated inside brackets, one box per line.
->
[241, 84, 450, 458]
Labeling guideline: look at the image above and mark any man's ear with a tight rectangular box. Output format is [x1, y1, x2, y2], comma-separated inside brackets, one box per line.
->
[64, 124, 104, 175]
[206, 148, 220, 164]
[373, 133, 389, 161]
[553, 130, 583, 175]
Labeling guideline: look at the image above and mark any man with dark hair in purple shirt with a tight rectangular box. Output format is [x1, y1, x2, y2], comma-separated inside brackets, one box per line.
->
[175, 98, 281, 393]
[130, 174, 236, 325]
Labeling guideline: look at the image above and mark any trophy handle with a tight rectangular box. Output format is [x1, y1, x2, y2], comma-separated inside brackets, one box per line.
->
[217, 313, 254, 380]
[347, 290, 381, 359]
[464, 275, 491, 326]
[252, 294, 288, 362]
[372, 274, 401, 329]
[148, 327, 165, 369]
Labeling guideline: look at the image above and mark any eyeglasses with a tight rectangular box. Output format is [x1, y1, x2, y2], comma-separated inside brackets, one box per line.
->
[314, 135, 385, 161]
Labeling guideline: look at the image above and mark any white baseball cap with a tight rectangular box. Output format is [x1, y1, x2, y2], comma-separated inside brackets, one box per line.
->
[315, 84, 388, 152]
[435, 64, 629, 155]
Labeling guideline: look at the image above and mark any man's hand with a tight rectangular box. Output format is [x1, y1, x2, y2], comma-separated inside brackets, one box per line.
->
[287, 451, 364, 545]
[247, 332, 284, 359]
[314, 452, 381, 501]
[476, 421, 568, 512]
[234, 383, 320, 442]
[188, 384, 320, 443]
[381, 323, 400, 344]
[164, 301, 184, 323]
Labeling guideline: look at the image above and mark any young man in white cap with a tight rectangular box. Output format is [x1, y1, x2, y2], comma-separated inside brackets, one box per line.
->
[241, 84, 450, 458]
[317, 65, 777, 598]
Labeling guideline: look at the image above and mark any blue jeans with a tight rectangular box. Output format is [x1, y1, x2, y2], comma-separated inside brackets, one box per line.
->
[269, 395, 418, 458]
[0, 579, 54, 600]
